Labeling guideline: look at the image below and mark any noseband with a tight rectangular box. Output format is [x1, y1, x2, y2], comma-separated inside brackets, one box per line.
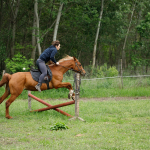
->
[72, 62, 84, 74]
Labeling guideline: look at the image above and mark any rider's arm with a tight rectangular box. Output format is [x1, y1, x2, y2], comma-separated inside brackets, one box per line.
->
[50, 49, 57, 63]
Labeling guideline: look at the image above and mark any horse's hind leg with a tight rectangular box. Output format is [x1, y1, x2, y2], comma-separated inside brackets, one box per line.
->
[5, 94, 18, 119]
[0, 87, 10, 104]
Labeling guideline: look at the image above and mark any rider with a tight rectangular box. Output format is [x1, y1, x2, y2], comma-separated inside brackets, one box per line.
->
[35, 40, 60, 92]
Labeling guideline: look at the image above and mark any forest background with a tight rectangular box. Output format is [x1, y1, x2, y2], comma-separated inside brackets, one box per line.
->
[0, 0, 150, 76]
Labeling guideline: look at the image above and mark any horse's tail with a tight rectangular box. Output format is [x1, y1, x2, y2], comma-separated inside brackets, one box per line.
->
[0, 73, 11, 87]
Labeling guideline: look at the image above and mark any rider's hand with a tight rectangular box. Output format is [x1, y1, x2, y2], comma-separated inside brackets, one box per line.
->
[56, 62, 59, 65]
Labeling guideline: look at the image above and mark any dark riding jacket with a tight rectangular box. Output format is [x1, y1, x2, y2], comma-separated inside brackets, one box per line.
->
[39, 45, 57, 63]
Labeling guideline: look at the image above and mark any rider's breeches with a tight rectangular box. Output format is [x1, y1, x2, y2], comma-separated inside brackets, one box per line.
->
[36, 59, 47, 83]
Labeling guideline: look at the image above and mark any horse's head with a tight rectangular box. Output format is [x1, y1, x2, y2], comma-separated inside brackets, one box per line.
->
[73, 57, 86, 76]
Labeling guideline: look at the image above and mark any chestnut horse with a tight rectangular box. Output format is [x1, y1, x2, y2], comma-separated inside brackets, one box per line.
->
[0, 55, 86, 119]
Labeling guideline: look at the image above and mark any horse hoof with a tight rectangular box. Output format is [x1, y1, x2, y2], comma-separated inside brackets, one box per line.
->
[6, 116, 13, 119]
[68, 94, 71, 99]
[72, 96, 75, 101]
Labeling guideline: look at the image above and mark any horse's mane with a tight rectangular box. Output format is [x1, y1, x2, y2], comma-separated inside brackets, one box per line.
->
[48, 55, 73, 66]
[58, 55, 73, 62]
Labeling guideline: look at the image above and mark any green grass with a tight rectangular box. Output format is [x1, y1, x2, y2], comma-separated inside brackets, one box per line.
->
[0, 76, 150, 149]
[0, 99, 150, 149]
[1, 77, 150, 100]
[79, 77, 150, 98]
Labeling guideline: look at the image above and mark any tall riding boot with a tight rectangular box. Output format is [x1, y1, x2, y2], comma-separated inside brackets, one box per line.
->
[35, 82, 42, 92]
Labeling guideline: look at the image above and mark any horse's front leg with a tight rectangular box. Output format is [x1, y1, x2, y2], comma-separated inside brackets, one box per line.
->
[55, 82, 75, 100]
[68, 89, 75, 100]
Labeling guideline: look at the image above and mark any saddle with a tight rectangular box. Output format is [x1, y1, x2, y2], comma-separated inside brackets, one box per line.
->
[30, 65, 52, 89]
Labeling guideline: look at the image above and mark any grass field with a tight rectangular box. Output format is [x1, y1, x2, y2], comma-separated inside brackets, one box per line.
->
[0, 98, 150, 150]
[0, 77, 150, 149]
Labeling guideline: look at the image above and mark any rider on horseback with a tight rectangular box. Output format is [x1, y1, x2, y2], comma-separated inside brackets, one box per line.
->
[35, 40, 60, 92]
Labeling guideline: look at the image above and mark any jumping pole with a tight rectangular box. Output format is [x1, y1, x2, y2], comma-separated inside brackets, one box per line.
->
[28, 93, 74, 117]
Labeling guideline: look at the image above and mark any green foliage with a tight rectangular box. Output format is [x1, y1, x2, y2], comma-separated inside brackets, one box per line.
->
[100, 63, 107, 72]
[1, 0, 150, 76]
[131, 56, 143, 67]
[131, 12, 150, 69]
[14, 42, 25, 49]
[92, 66, 104, 78]
[105, 66, 119, 77]
[136, 12, 150, 38]
[85, 63, 118, 78]
[50, 122, 69, 131]
[5, 53, 33, 73]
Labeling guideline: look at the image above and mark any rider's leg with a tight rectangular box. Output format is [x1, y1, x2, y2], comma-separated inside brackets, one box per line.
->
[35, 59, 47, 92]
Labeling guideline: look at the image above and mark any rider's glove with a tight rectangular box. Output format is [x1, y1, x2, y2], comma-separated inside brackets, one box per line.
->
[56, 62, 59, 65]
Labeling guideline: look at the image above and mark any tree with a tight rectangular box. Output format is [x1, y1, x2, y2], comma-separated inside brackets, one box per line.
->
[92, 0, 104, 68]
[131, 12, 150, 73]
[31, 12, 37, 60]
[10, 0, 21, 58]
[53, 3, 63, 41]
[34, 0, 41, 55]
[122, 1, 136, 68]
[1, 0, 150, 75]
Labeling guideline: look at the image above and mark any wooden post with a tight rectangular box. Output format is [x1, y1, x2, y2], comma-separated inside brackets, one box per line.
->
[70, 73, 85, 121]
[2, 70, 5, 76]
[28, 91, 32, 111]
[75, 73, 80, 117]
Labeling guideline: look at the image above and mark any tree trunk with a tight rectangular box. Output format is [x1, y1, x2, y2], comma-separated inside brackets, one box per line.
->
[99, 42, 102, 65]
[31, 6, 57, 60]
[53, 3, 63, 41]
[31, 12, 37, 60]
[34, 0, 41, 56]
[122, 1, 136, 68]
[10, 0, 20, 58]
[92, 0, 104, 68]
[0, 0, 3, 33]
[109, 46, 113, 67]
[11, 22, 16, 57]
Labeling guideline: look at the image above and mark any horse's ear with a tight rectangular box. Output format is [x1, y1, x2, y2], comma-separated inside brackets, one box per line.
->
[73, 57, 76, 61]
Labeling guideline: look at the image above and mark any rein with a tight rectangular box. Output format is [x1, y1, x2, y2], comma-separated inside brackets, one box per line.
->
[58, 62, 83, 74]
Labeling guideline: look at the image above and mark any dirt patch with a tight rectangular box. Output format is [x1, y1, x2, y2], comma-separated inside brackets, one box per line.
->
[47, 96, 150, 102]
[80, 96, 150, 101]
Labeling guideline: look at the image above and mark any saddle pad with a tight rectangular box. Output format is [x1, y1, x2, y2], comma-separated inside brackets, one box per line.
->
[30, 65, 52, 83]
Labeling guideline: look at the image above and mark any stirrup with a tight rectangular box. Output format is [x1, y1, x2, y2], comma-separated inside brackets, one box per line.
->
[35, 84, 41, 92]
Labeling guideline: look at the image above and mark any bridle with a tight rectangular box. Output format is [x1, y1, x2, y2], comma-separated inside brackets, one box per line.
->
[58, 60, 84, 74]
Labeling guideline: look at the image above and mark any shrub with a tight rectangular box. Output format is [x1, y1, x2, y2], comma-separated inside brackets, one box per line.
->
[100, 63, 107, 72]
[91, 66, 104, 78]
[84, 63, 118, 78]
[106, 66, 118, 77]
[50, 122, 69, 131]
[5, 53, 33, 73]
